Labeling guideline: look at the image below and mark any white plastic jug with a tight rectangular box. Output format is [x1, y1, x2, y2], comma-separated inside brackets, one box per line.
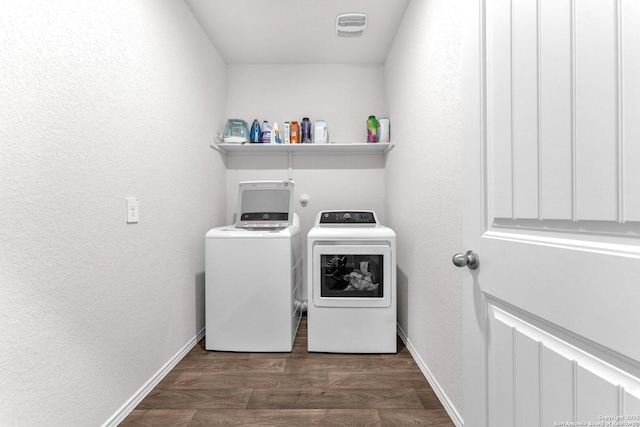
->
[313, 120, 328, 143]
[378, 118, 390, 143]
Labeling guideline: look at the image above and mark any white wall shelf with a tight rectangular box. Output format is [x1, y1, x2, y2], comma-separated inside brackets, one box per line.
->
[210, 142, 394, 156]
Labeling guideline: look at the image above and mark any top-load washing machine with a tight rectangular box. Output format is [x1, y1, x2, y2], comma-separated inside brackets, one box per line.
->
[205, 180, 302, 352]
[307, 210, 397, 353]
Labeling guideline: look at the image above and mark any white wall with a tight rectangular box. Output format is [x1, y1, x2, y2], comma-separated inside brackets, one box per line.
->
[226, 64, 388, 143]
[0, 1, 464, 423]
[385, 0, 464, 418]
[0, 1, 227, 425]
[223, 64, 389, 298]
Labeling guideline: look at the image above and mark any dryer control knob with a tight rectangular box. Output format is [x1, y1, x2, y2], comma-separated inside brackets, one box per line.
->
[343, 212, 352, 221]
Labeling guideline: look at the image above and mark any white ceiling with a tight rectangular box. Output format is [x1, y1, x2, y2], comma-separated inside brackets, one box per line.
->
[184, 0, 410, 65]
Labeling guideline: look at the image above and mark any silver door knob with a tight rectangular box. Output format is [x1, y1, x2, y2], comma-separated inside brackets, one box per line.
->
[452, 250, 479, 270]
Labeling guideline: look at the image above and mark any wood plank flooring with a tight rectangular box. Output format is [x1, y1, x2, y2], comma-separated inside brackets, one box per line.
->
[121, 317, 455, 426]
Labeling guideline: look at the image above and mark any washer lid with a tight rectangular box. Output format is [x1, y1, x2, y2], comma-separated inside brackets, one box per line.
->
[235, 180, 294, 228]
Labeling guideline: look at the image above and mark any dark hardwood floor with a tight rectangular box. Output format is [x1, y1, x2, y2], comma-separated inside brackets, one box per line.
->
[121, 317, 455, 426]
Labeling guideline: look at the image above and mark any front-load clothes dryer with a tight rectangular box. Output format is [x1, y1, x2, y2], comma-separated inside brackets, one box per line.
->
[307, 210, 397, 353]
[205, 181, 302, 352]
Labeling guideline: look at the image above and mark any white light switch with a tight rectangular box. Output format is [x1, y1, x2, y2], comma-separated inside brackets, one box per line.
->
[126, 198, 139, 223]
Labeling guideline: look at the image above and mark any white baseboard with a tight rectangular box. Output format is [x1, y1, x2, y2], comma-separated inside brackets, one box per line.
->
[397, 324, 464, 427]
[102, 328, 206, 427]
[104, 326, 461, 426]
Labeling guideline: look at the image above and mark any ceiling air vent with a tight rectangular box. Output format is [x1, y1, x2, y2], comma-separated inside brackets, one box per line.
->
[336, 13, 367, 37]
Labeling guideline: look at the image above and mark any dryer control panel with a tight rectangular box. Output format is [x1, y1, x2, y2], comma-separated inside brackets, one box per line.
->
[319, 211, 377, 224]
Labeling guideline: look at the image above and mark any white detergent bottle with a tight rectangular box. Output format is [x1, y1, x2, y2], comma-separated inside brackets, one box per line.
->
[272, 123, 281, 144]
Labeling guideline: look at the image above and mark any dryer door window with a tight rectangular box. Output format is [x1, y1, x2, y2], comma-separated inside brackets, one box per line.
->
[320, 254, 384, 298]
[313, 244, 391, 308]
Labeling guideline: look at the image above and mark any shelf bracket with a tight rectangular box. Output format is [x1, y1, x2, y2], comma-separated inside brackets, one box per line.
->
[288, 148, 293, 180]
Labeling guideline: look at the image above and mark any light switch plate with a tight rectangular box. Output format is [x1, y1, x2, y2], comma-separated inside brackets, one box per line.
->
[126, 198, 139, 223]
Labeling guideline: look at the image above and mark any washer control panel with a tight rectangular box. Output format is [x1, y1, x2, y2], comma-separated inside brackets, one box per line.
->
[319, 211, 377, 224]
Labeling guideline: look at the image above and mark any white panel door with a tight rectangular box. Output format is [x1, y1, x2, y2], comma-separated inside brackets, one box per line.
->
[462, 0, 640, 425]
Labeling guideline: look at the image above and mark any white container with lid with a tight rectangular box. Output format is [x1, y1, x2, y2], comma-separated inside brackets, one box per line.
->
[313, 120, 328, 143]
[378, 118, 390, 143]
